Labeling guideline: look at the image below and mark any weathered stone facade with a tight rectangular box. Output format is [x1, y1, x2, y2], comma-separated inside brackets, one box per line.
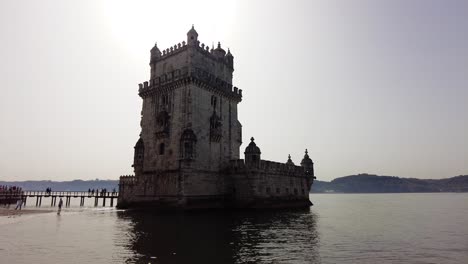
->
[118, 27, 315, 209]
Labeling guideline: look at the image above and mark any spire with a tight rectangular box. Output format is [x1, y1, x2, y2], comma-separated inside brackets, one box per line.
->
[286, 154, 295, 165]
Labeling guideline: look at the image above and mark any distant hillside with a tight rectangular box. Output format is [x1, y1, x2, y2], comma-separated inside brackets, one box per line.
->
[0, 180, 119, 192]
[311, 174, 468, 193]
[2, 174, 468, 193]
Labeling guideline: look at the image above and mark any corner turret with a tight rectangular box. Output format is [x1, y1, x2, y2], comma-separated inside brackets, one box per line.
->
[187, 25, 198, 46]
[300, 149, 314, 176]
[132, 138, 145, 176]
[150, 42, 162, 63]
[245, 137, 261, 166]
[213, 42, 226, 58]
[226, 48, 234, 69]
[286, 154, 295, 166]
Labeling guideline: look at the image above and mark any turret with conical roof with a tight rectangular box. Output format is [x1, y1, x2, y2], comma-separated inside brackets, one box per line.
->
[300, 149, 314, 176]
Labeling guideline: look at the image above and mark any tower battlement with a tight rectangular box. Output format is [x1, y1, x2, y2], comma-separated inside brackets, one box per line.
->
[138, 67, 242, 100]
[151, 40, 233, 69]
[149, 26, 234, 85]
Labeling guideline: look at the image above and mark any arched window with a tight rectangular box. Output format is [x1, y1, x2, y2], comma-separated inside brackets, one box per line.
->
[180, 129, 197, 160]
[159, 143, 165, 155]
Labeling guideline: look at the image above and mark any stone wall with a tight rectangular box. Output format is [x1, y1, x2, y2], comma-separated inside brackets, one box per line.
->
[226, 159, 313, 208]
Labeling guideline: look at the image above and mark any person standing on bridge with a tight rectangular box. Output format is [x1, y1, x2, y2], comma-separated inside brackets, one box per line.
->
[57, 198, 63, 215]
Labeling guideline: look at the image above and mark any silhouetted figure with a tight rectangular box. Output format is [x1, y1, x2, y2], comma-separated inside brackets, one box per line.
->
[14, 199, 22, 210]
[57, 198, 63, 215]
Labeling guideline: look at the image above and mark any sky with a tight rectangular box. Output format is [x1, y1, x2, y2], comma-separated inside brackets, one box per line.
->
[0, 0, 467, 181]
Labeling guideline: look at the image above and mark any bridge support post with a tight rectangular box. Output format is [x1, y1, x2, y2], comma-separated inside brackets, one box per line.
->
[39, 196, 42, 207]
[94, 197, 98, 207]
[103, 197, 106, 207]
[36, 196, 39, 207]
[110, 198, 114, 207]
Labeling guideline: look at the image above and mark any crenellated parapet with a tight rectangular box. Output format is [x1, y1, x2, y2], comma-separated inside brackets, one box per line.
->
[228, 159, 306, 176]
[119, 175, 136, 185]
[150, 40, 233, 69]
[138, 67, 242, 101]
[151, 41, 188, 64]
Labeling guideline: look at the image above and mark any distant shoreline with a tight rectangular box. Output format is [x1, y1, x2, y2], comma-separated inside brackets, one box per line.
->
[1, 174, 468, 194]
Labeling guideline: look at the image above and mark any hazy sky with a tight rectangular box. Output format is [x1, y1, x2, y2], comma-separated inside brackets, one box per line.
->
[1, 0, 467, 181]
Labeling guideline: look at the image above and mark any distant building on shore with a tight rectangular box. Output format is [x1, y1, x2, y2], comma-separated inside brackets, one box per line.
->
[118, 26, 315, 209]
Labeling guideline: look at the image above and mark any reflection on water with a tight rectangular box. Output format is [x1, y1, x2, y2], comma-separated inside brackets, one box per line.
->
[2, 194, 467, 264]
[117, 209, 320, 263]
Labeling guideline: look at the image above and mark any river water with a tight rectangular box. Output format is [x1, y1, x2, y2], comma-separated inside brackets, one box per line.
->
[0, 193, 467, 263]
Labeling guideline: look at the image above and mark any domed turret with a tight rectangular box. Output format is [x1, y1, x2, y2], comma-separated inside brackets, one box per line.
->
[150, 42, 161, 63]
[286, 154, 295, 166]
[244, 137, 261, 166]
[187, 25, 198, 45]
[213, 42, 226, 58]
[133, 138, 145, 174]
[300, 149, 314, 176]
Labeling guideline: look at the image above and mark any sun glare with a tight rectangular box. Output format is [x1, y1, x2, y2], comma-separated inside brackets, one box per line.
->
[101, 0, 237, 58]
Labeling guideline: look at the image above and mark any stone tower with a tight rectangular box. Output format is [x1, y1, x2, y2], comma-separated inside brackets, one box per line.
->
[118, 27, 315, 209]
[123, 26, 243, 206]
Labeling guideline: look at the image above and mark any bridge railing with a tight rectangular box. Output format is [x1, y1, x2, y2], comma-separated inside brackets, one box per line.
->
[22, 191, 119, 197]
